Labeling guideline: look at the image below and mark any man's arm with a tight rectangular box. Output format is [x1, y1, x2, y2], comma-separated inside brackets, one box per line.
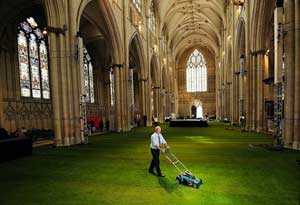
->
[161, 135, 169, 147]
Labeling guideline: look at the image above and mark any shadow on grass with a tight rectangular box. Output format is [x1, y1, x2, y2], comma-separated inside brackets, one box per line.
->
[157, 177, 178, 193]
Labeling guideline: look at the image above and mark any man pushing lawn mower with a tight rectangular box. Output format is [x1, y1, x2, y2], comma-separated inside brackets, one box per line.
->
[148, 126, 203, 188]
[148, 126, 168, 177]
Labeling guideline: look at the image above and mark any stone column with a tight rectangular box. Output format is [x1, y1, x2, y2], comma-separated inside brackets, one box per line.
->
[59, 33, 70, 145]
[252, 54, 258, 131]
[153, 87, 160, 120]
[249, 54, 254, 130]
[284, 0, 295, 147]
[146, 81, 152, 126]
[128, 67, 134, 126]
[293, 0, 300, 149]
[141, 79, 147, 125]
[64, 30, 75, 145]
[245, 54, 251, 130]
[113, 64, 122, 132]
[159, 88, 164, 122]
[239, 55, 245, 126]
[0, 49, 4, 128]
[120, 65, 125, 131]
[256, 53, 264, 132]
[48, 32, 63, 145]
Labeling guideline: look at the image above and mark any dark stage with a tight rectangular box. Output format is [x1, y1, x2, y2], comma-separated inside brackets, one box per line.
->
[169, 119, 208, 127]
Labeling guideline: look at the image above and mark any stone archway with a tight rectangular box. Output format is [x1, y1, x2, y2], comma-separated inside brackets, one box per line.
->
[190, 100, 203, 119]
[191, 105, 196, 118]
[77, 0, 124, 133]
[128, 34, 146, 127]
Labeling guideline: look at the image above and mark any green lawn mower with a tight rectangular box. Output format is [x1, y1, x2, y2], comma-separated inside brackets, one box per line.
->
[163, 148, 202, 188]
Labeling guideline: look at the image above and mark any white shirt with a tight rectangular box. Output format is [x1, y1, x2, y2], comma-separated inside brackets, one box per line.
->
[150, 132, 167, 149]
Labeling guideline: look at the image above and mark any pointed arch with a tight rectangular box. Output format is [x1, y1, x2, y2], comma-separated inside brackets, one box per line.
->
[128, 33, 147, 78]
[76, 0, 123, 64]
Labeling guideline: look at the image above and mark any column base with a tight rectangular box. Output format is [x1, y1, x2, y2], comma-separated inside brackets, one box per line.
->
[64, 137, 71, 146]
[256, 127, 263, 133]
[292, 141, 299, 150]
[55, 139, 63, 147]
[284, 142, 293, 149]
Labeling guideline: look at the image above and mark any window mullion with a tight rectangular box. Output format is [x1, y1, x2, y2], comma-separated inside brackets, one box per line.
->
[26, 33, 33, 98]
[37, 39, 43, 99]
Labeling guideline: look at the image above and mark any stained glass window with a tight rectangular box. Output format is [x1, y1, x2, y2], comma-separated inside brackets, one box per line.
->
[83, 48, 95, 103]
[17, 17, 50, 99]
[149, 1, 156, 33]
[110, 67, 115, 106]
[40, 41, 50, 99]
[186, 49, 207, 92]
[18, 31, 31, 97]
[29, 34, 41, 98]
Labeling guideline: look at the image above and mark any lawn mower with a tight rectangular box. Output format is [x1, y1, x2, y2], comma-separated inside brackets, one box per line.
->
[162, 147, 202, 188]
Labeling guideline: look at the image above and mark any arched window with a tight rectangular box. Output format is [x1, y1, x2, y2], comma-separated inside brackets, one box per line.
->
[130, 0, 142, 28]
[17, 17, 50, 99]
[83, 48, 95, 103]
[186, 49, 207, 92]
[149, 0, 156, 33]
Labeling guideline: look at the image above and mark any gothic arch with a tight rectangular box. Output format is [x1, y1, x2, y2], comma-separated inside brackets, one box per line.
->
[128, 33, 147, 78]
[76, 0, 123, 64]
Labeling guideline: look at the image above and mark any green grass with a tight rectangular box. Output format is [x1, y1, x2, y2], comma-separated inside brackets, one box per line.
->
[0, 122, 299, 205]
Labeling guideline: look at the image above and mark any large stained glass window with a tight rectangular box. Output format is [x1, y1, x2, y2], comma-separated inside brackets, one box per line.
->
[83, 48, 95, 103]
[17, 17, 50, 99]
[149, 1, 156, 33]
[186, 49, 207, 92]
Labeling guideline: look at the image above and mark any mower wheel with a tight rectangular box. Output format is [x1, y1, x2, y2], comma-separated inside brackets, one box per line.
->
[176, 179, 181, 184]
[193, 183, 199, 189]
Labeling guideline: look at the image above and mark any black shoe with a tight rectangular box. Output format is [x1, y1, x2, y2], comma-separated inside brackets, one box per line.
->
[157, 174, 165, 177]
[149, 171, 156, 175]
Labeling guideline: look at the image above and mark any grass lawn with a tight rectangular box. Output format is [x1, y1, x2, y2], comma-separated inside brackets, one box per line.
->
[0, 122, 299, 205]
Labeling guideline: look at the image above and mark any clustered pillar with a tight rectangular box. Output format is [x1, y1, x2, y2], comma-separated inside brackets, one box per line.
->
[48, 30, 82, 146]
[284, 0, 300, 149]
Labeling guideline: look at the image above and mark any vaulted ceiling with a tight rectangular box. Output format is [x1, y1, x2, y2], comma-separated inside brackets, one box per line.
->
[157, 0, 226, 58]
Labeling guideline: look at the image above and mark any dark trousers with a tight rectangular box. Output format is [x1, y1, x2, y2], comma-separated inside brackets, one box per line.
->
[149, 148, 161, 175]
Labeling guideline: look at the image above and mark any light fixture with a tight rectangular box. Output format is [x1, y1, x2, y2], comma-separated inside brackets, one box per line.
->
[42, 28, 48, 35]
